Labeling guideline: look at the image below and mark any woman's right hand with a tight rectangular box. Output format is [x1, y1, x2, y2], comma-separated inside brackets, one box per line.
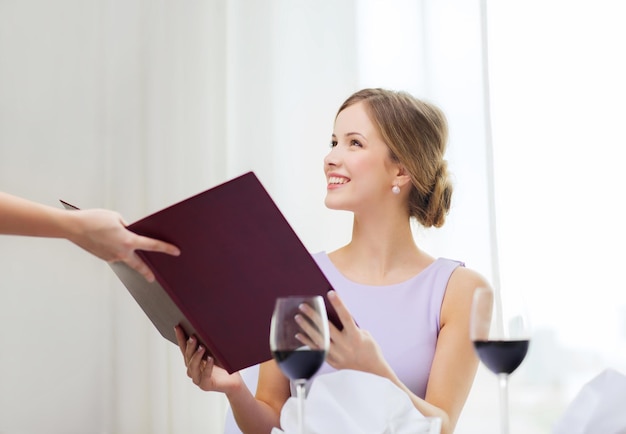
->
[174, 325, 243, 393]
[175, 326, 288, 433]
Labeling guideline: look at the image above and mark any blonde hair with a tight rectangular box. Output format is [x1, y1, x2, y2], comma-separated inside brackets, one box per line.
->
[337, 88, 452, 228]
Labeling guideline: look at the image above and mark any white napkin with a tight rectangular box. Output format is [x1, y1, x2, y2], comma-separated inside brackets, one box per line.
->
[553, 368, 626, 434]
[270, 370, 430, 434]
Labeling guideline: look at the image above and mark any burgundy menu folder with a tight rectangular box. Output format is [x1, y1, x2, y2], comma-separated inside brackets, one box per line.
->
[61, 171, 339, 374]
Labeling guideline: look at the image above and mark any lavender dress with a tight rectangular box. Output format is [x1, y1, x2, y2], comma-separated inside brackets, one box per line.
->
[223, 251, 463, 433]
[311, 251, 463, 398]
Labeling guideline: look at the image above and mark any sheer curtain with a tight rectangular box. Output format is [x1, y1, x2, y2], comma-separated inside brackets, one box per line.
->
[0, 2, 229, 433]
[0, 1, 495, 433]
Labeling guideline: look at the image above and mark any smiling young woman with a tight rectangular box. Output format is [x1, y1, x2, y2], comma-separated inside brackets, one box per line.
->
[178, 88, 491, 434]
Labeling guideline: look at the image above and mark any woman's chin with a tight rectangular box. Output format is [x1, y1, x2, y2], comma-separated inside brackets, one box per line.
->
[324, 197, 351, 211]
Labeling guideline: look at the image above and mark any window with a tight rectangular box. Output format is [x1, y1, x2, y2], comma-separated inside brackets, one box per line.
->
[487, 2, 626, 432]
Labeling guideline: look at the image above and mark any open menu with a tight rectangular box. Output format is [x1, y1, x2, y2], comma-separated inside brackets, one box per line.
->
[61, 171, 339, 374]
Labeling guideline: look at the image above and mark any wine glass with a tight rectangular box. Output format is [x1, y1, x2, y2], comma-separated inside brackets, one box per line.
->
[270, 295, 330, 434]
[470, 287, 531, 434]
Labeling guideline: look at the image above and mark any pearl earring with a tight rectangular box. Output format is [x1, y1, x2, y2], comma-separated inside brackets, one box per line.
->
[392, 184, 401, 195]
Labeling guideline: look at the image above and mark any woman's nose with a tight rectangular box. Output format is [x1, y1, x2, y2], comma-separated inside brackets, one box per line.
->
[324, 147, 339, 168]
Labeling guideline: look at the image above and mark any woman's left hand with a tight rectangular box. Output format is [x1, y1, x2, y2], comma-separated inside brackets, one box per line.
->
[324, 290, 390, 375]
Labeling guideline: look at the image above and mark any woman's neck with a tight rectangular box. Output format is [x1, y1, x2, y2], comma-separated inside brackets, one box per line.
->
[328, 213, 434, 285]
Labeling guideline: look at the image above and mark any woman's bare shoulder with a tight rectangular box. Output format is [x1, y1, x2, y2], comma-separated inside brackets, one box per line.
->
[449, 265, 491, 291]
[441, 265, 492, 317]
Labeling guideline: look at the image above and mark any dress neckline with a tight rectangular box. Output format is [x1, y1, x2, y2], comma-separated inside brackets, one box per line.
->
[316, 251, 441, 289]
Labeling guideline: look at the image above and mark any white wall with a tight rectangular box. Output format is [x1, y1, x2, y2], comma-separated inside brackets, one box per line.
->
[0, 1, 500, 433]
[0, 1, 360, 433]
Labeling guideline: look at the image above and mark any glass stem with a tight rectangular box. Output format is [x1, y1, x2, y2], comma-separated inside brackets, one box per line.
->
[498, 373, 510, 434]
[295, 379, 307, 434]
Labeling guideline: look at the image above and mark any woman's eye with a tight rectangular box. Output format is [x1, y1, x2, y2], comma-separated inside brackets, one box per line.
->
[329, 140, 338, 148]
[350, 139, 363, 147]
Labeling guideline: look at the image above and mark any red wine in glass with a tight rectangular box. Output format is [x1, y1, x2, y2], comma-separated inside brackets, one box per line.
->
[272, 349, 327, 380]
[470, 287, 531, 434]
[473, 340, 529, 375]
[270, 296, 330, 434]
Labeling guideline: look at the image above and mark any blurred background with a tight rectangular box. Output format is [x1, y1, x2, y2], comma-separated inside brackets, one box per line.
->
[1, 1, 625, 433]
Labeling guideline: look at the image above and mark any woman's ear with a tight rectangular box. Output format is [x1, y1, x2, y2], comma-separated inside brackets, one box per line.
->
[395, 165, 412, 188]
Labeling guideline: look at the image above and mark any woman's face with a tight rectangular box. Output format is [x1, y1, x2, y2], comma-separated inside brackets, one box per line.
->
[324, 101, 400, 213]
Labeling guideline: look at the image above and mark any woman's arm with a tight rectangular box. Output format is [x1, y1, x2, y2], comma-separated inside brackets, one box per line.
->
[0, 192, 180, 281]
[385, 267, 486, 433]
[231, 360, 290, 433]
[419, 267, 485, 431]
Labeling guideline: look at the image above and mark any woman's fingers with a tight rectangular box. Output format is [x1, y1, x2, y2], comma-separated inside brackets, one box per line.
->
[295, 304, 327, 349]
[187, 344, 207, 382]
[174, 325, 188, 354]
[293, 292, 357, 351]
[327, 290, 356, 331]
[184, 336, 201, 366]
[173, 325, 204, 369]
